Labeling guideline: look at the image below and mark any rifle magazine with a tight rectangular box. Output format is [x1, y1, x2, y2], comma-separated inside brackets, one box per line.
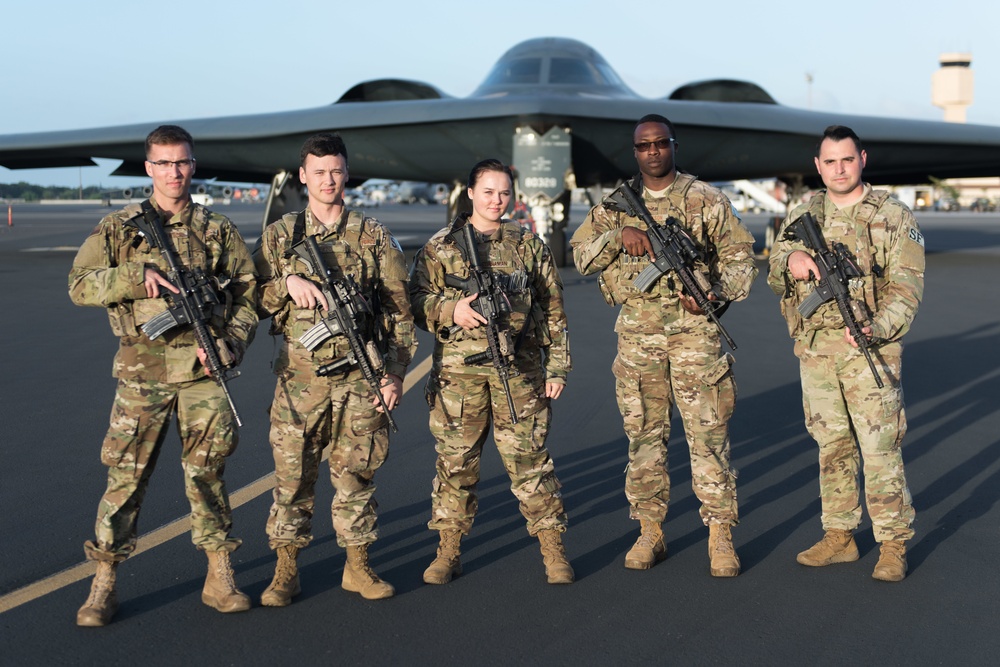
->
[632, 264, 663, 293]
[797, 289, 827, 319]
[141, 309, 182, 340]
[299, 319, 339, 351]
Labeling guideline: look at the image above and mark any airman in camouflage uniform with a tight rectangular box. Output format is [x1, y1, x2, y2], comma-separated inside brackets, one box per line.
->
[254, 133, 415, 605]
[410, 159, 574, 585]
[768, 125, 923, 582]
[571, 114, 756, 577]
[70, 125, 257, 626]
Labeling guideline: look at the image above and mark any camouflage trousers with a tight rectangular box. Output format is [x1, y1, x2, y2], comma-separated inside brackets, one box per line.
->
[613, 331, 738, 525]
[266, 368, 389, 549]
[796, 337, 915, 541]
[425, 350, 568, 536]
[85, 376, 241, 563]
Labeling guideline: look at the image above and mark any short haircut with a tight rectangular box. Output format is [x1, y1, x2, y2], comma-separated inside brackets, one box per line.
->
[467, 158, 514, 190]
[300, 132, 348, 166]
[635, 113, 677, 140]
[818, 125, 863, 155]
[145, 125, 194, 156]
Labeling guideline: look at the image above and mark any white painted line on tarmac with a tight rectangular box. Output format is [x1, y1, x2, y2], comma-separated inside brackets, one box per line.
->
[0, 353, 434, 615]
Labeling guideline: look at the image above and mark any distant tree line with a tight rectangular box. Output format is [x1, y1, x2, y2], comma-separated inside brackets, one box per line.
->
[1, 182, 109, 201]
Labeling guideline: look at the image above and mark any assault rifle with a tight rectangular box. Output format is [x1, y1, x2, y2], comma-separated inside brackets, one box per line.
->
[130, 202, 243, 426]
[606, 177, 737, 350]
[443, 221, 519, 424]
[291, 235, 398, 432]
[783, 213, 884, 388]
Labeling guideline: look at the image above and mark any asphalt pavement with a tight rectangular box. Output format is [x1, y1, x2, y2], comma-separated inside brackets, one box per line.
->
[0, 202, 998, 665]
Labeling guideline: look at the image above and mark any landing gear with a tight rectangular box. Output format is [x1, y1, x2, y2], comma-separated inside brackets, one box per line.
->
[262, 170, 307, 234]
[524, 190, 571, 267]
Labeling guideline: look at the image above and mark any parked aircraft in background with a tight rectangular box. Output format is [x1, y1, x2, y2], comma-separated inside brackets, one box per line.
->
[4, 37, 1000, 263]
[394, 181, 448, 205]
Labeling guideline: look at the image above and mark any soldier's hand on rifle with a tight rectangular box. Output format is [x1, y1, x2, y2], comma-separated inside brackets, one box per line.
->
[374, 373, 403, 412]
[196, 347, 213, 377]
[621, 226, 655, 259]
[679, 290, 714, 315]
[454, 293, 488, 330]
[844, 324, 873, 349]
[286, 274, 329, 311]
[143, 266, 179, 299]
[195, 339, 235, 377]
[787, 250, 821, 282]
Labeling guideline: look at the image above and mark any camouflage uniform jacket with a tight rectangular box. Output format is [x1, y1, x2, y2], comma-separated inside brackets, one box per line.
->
[571, 172, 757, 334]
[68, 198, 257, 383]
[254, 208, 415, 379]
[767, 186, 925, 347]
[410, 217, 571, 382]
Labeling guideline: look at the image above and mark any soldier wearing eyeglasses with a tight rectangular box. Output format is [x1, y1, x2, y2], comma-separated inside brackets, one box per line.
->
[570, 114, 756, 576]
[70, 125, 257, 626]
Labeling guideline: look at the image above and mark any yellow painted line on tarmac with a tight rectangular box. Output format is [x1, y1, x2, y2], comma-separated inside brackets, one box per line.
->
[401, 353, 433, 394]
[0, 354, 433, 615]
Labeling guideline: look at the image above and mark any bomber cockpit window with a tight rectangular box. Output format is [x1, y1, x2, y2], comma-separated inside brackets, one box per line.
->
[549, 58, 600, 85]
[483, 58, 542, 85]
[595, 63, 625, 88]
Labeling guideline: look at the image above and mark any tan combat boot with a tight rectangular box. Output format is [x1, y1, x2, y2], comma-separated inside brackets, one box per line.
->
[202, 550, 251, 613]
[76, 561, 119, 627]
[537, 530, 574, 584]
[708, 523, 741, 577]
[872, 540, 907, 582]
[342, 544, 394, 600]
[260, 545, 301, 607]
[796, 529, 860, 566]
[624, 519, 666, 570]
[423, 529, 463, 585]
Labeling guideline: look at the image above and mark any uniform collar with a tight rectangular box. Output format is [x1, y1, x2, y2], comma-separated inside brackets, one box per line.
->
[150, 197, 193, 226]
[306, 206, 348, 237]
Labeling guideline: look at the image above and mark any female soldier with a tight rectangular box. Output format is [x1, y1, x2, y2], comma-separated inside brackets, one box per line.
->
[409, 159, 573, 585]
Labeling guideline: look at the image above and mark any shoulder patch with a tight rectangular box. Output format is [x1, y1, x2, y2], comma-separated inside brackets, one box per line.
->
[428, 227, 452, 243]
[908, 226, 925, 247]
[389, 234, 403, 252]
[729, 201, 742, 221]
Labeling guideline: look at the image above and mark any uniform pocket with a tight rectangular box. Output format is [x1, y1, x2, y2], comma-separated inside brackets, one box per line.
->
[612, 355, 646, 435]
[100, 397, 141, 467]
[881, 385, 902, 419]
[696, 353, 736, 426]
[347, 389, 389, 473]
[509, 367, 549, 422]
[349, 389, 389, 436]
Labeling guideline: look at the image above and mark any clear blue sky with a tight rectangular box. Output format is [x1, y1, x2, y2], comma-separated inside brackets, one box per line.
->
[2, 0, 995, 187]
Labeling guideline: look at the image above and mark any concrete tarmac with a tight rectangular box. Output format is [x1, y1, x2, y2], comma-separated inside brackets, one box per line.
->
[0, 202, 998, 664]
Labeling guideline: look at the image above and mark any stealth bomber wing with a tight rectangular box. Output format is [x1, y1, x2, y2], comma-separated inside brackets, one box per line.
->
[4, 36, 1000, 188]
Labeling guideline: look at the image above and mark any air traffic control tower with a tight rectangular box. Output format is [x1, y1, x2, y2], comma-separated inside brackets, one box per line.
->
[932, 52, 973, 123]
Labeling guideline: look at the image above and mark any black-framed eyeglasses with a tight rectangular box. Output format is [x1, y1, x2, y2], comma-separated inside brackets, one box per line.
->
[633, 139, 674, 152]
[147, 159, 196, 170]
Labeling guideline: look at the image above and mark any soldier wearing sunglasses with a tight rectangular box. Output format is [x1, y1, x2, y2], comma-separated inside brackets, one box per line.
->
[571, 114, 757, 577]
